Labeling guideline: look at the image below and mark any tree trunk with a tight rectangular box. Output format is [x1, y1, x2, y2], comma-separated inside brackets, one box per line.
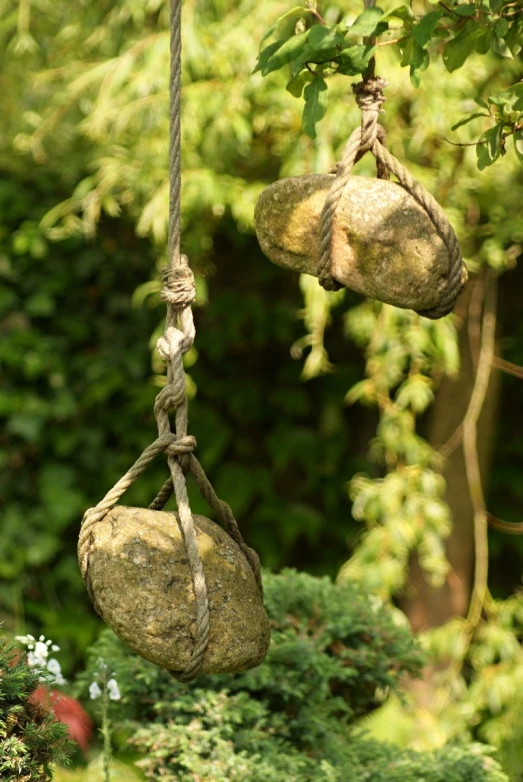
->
[399, 279, 501, 632]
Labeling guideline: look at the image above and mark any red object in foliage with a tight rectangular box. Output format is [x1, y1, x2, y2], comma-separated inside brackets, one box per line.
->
[31, 686, 93, 753]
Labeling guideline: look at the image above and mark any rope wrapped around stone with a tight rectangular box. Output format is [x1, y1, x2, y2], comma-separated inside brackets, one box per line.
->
[79, 0, 260, 683]
[318, 76, 467, 320]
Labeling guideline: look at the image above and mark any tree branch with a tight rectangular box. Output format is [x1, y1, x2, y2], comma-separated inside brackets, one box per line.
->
[488, 513, 523, 535]
[492, 356, 523, 380]
[463, 273, 497, 630]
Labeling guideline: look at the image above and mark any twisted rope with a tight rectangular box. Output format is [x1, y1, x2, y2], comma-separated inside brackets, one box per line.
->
[79, 0, 260, 682]
[318, 76, 467, 319]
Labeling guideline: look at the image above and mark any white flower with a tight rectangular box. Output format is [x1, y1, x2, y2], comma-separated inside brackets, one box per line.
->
[17, 634, 65, 686]
[47, 658, 67, 686]
[89, 681, 102, 700]
[107, 678, 121, 701]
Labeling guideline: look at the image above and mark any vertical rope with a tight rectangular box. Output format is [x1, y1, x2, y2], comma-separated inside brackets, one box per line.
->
[160, 0, 210, 681]
[169, 0, 182, 269]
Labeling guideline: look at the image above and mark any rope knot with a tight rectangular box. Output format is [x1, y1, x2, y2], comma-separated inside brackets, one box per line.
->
[161, 257, 196, 308]
[165, 434, 196, 457]
[353, 76, 387, 114]
[353, 76, 388, 153]
[157, 326, 184, 363]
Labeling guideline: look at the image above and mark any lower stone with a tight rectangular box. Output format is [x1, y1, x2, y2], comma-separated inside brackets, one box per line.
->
[87, 506, 270, 676]
[255, 174, 462, 312]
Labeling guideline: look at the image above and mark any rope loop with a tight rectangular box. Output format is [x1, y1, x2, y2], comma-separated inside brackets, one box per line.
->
[318, 74, 467, 317]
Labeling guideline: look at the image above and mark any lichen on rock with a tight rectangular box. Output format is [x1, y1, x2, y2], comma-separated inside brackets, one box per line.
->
[88, 506, 270, 676]
[255, 174, 454, 312]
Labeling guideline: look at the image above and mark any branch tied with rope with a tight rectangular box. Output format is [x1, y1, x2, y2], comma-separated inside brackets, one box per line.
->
[78, 0, 264, 683]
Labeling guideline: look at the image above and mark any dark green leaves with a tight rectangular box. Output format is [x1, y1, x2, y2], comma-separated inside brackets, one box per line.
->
[302, 73, 328, 138]
[257, 0, 523, 160]
[256, 31, 309, 76]
[401, 39, 429, 87]
[346, 6, 387, 38]
[443, 21, 487, 72]
[337, 45, 375, 76]
[413, 11, 442, 48]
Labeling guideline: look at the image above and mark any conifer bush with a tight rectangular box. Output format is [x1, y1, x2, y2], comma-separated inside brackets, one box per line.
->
[77, 571, 508, 782]
[0, 635, 72, 781]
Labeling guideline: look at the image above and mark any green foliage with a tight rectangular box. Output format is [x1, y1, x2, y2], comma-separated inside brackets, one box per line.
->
[0, 634, 72, 780]
[0, 2, 522, 777]
[76, 570, 423, 726]
[338, 303, 457, 595]
[257, 0, 523, 162]
[76, 572, 507, 782]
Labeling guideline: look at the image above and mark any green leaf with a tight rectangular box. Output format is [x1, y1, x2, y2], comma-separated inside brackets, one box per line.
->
[259, 6, 311, 49]
[505, 18, 523, 55]
[475, 27, 490, 54]
[254, 40, 283, 73]
[347, 7, 386, 37]
[494, 17, 509, 37]
[452, 3, 477, 15]
[489, 0, 503, 10]
[400, 39, 429, 86]
[303, 24, 348, 59]
[302, 74, 328, 138]
[450, 111, 488, 131]
[489, 83, 523, 113]
[381, 4, 414, 22]
[337, 44, 375, 75]
[261, 30, 309, 75]
[477, 124, 503, 170]
[513, 130, 523, 164]
[442, 21, 482, 72]
[413, 11, 442, 47]
[286, 70, 314, 98]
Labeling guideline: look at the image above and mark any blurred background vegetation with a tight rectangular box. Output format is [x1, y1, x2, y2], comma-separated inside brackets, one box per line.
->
[0, 0, 522, 779]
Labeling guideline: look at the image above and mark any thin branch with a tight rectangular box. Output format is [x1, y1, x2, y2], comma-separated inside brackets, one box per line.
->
[493, 356, 523, 380]
[444, 138, 480, 148]
[438, 1, 462, 15]
[468, 268, 486, 371]
[463, 273, 497, 631]
[488, 514, 523, 535]
[439, 274, 485, 458]
[376, 37, 407, 46]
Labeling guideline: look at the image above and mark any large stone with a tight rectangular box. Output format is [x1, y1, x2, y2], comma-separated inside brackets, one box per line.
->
[255, 174, 459, 311]
[87, 506, 270, 675]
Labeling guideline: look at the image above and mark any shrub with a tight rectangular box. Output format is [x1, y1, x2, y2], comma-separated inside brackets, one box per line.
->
[0, 635, 72, 781]
[77, 570, 508, 781]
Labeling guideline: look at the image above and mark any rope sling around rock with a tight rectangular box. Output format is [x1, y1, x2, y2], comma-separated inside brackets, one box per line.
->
[78, 0, 269, 682]
[317, 75, 467, 319]
[254, 0, 468, 319]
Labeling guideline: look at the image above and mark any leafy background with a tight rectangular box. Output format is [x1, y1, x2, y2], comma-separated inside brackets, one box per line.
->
[0, 0, 523, 778]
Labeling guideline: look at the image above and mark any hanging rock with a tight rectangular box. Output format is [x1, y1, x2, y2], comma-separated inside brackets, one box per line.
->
[87, 506, 270, 675]
[255, 174, 463, 312]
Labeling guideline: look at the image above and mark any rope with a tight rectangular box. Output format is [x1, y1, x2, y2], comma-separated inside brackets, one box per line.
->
[78, 0, 260, 682]
[318, 76, 467, 319]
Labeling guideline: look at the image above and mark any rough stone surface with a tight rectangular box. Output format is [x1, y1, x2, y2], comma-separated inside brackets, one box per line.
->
[255, 174, 452, 311]
[88, 506, 270, 675]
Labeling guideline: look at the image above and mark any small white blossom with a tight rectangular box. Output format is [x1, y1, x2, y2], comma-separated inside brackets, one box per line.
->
[89, 681, 102, 700]
[16, 634, 66, 685]
[47, 658, 66, 686]
[107, 678, 121, 702]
